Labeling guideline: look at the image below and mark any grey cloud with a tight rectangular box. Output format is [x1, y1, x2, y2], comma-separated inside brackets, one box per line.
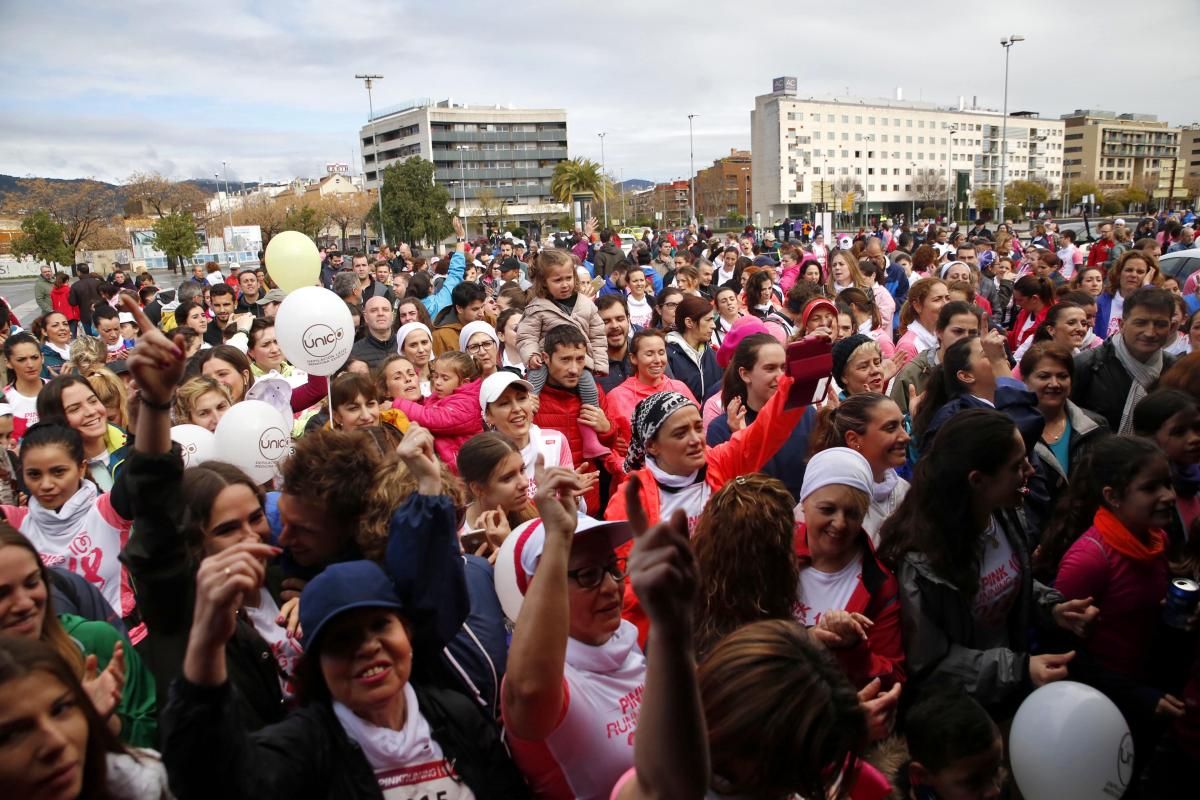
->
[1, 0, 1197, 183]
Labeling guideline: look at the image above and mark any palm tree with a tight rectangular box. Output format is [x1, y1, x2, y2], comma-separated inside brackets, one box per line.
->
[551, 158, 603, 203]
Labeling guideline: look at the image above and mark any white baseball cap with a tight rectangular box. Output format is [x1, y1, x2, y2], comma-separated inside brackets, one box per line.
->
[479, 371, 534, 413]
[494, 515, 633, 621]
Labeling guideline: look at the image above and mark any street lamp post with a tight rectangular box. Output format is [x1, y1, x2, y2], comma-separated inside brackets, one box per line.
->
[862, 134, 875, 227]
[598, 132, 608, 228]
[910, 162, 917, 223]
[457, 145, 468, 238]
[998, 36, 1024, 225]
[355, 73, 386, 247]
[688, 114, 698, 224]
[945, 125, 959, 223]
[221, 161, 235, 238]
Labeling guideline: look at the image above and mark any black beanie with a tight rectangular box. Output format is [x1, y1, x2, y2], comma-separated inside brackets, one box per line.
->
[831, 333, 874, 386]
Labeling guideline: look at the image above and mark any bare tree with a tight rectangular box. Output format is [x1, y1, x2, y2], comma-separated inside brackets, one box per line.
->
[123, 171, 206, 217]
[913, 168, 948, 204]
[3, 178, 121, 254]
[323, 192, 375, 251]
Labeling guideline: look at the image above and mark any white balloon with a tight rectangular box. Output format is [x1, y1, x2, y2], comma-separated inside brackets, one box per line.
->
[273, 286, 355, 376]
[170, 424, 216, 468]
[213, 400, 292, 484]
[1010, 680, 1134, 800]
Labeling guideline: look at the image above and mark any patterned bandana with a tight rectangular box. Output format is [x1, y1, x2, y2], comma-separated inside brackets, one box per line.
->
[624, 391, 697, 473]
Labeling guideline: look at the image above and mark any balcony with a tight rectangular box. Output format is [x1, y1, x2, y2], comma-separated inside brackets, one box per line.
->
[435, 166, 556, 182]
[430, 130, 568, 144]
[433, 146, 567, 161]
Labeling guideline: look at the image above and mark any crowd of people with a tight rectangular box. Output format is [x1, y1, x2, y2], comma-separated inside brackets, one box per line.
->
[1, 208, 1199, 800]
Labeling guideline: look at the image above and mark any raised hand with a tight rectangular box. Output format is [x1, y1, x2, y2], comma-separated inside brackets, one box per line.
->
[532, 454, 582, 540]
[396, 423, 441, 494]
[82, 641, 126, 720]
[452, 216, 465, 240]
[121, 294, 185, 406]
[626, 474, 697, 638]
[725, 396, 747, 432]
[192, 542, 278, 649]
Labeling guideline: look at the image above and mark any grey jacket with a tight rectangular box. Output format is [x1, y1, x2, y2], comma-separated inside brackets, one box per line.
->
[895, 509, 1064, 711]
[35, 274, 55, 315]
[889, 348, 936, 417]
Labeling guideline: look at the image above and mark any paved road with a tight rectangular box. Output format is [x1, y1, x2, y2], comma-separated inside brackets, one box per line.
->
[1, 269, 180, 327]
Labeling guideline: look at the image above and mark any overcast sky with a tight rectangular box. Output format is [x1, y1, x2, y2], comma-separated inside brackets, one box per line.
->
[3, 0, 1197, 186]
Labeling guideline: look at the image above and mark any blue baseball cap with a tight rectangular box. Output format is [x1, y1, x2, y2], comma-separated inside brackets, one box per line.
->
[299, 561, 405, 650]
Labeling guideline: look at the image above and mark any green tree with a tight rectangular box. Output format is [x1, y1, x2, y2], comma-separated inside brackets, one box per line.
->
[11, 210, 73, 266]
[151, 211, 200, 270]
[283, 203, 326, 241]
[368, 158, 453, 245]
[973, 187, 997, 212]
[550, 158, 603, 203]
[1006, 180, 1050, 211]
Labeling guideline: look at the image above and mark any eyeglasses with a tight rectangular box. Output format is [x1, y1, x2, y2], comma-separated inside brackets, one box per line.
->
[567, 557, 627, 590]
[663, 301, 680, 310]
[466, 340, 496, 354]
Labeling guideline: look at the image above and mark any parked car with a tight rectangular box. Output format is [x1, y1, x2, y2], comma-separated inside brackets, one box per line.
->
[1159, 249, 1200, 285]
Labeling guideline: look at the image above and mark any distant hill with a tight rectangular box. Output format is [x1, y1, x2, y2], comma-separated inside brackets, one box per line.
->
[619, 179, 654, 191]
[0, 174, 259, 204]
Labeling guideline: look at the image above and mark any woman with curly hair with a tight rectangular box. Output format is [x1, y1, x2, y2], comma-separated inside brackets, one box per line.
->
[693, 474, 799, 658]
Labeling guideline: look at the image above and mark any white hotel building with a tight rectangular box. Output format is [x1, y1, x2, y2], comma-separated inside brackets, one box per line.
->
[751, 77, 1065, 224]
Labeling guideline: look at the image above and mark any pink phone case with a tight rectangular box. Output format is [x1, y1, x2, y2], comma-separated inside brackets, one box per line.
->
[786, 337, 834, 407]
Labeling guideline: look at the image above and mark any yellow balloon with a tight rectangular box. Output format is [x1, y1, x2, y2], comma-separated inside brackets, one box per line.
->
[264, 231, 320, 294]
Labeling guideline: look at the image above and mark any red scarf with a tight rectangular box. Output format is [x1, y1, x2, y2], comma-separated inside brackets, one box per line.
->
[1092, 507, 1166, 563]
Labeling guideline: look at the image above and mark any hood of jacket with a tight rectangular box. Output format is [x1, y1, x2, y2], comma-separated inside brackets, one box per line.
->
[433, 304, 461, 328]
[666, 330, 705, 369]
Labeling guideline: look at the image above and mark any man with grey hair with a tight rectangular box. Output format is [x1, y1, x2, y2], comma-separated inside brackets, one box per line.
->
[332, 271, 362, 308]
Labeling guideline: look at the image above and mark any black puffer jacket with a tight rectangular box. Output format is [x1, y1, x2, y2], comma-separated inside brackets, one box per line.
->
[163, 679, 530, 800]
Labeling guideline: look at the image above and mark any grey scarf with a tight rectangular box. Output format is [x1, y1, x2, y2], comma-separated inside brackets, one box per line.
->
[1112, 334, 1163, 434]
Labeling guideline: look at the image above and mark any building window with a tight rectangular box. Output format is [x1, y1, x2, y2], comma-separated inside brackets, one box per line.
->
[893, 184, 900, 191]
[841, 115, 849, 123]
[855, 116, 863, 124]
[881, 118, 889, 126]
[906, 120, 913, 127]
[918, 137, 924, 144]
[869, 116, 876, 125]
[918, 120, 925, 128]
[855, 133, 862, 141]
[905, 184, 912, 191]
[827, 114, 835, 122]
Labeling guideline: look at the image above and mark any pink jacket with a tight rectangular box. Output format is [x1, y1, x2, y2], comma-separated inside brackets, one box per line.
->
[391, 379, 484, 471]
[605, 375, 697, 429]
[516, 295, 608, 374]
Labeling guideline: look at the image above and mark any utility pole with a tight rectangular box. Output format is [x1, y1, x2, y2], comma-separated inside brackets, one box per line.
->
[221, 161, 235, 239]
[598, 132, 608, 228]
[998, 36, 1024, 225]
[355, 73, 386, 246]
[688, 114, 698, 224]
[945, 126, 958, 223]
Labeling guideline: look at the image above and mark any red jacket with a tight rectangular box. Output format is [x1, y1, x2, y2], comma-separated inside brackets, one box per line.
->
[1007, 303, 1051, 351]
[533, 382, 621, 511]
[794, 524, 906, 689]
[1087, 238, 1113, 267]
[51, 285, 78, 321]
[606, 374, 807, 644]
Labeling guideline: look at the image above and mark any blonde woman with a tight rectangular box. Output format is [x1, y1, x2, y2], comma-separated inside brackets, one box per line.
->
[172, 376, 233, 432]
[86, 367, 130, 429]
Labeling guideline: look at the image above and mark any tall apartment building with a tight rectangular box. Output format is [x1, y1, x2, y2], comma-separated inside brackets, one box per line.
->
[359, 99, 570, 227]
[1060, 110, 1183, 204]
[751, 78, 1064, 224]
[693, 149, 752, 226]
[629, 181, 691, 228]
[1179, 124, 1200, 180]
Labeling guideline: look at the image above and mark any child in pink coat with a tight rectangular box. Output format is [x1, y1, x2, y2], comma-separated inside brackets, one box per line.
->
[389, 352, 483, 472]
